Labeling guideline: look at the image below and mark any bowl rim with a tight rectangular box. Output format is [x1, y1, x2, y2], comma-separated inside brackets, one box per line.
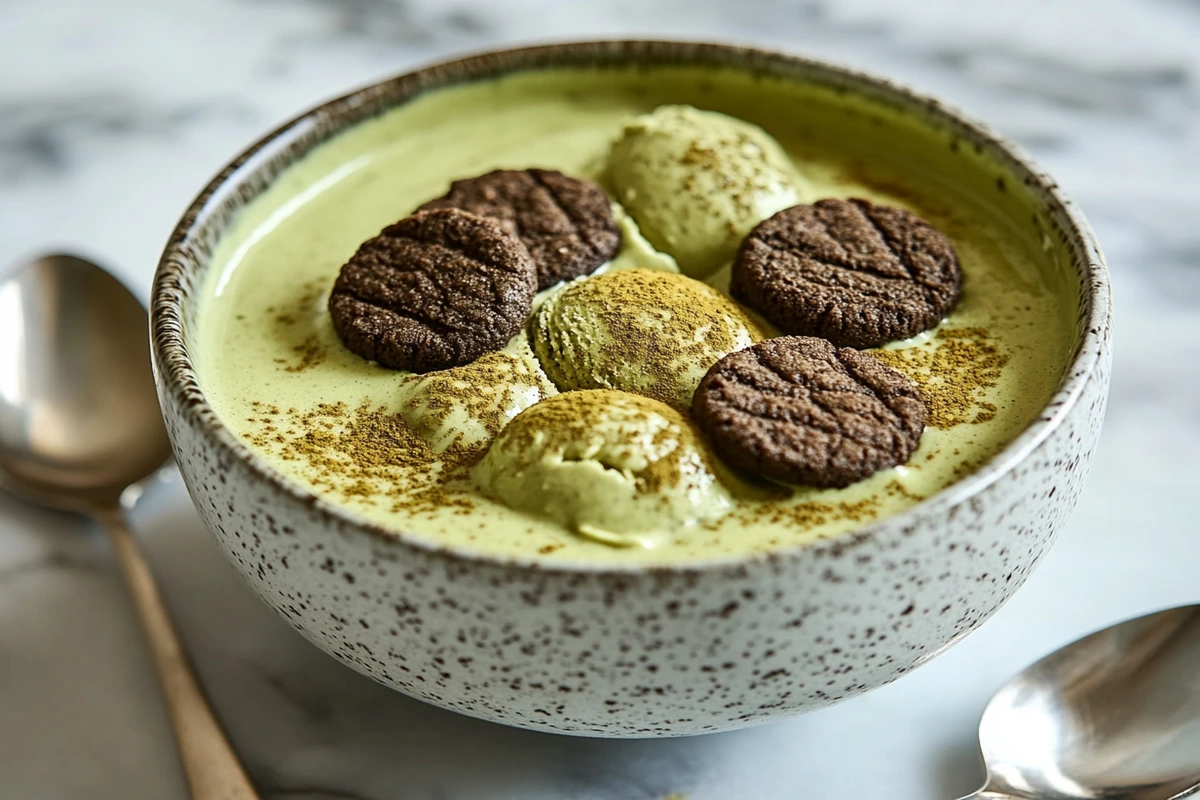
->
[151, 39, 1111, 577]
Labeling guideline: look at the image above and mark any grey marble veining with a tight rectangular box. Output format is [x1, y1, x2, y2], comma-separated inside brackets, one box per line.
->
[0, 95, 252, 182]
[1, 0, 1198, 798]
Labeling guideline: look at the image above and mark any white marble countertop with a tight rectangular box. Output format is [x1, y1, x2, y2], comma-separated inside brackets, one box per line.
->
[2, 1, 1198, 798]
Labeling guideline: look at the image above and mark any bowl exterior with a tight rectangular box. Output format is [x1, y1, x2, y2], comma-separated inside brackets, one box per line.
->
[152, 41, 1112, 737]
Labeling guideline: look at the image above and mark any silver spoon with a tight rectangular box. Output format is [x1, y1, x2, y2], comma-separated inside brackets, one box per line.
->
[960, 604, 1200, 799]
[0, 254, 258, 799]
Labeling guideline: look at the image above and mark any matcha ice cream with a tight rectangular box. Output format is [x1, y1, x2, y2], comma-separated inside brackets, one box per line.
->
[607, 105, 802, 279]
[474, 389, 733, 546]
[531, 269, 765, 411]
[396, 337, 555, 456]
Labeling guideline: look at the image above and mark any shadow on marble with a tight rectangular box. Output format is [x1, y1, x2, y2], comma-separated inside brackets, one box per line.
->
[0, 489, 189, 798]
[0, 490, 108, 579]
[933, 740, 985, 800]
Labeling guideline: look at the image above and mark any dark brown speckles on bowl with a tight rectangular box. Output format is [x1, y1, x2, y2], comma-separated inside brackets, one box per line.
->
[150, 41, 1111, 737]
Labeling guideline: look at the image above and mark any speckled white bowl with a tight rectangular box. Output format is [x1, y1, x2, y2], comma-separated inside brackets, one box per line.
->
[151, 41, 1111, 738]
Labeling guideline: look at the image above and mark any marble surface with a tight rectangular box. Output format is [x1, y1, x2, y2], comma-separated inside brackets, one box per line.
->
[1, 0, 1197, 797]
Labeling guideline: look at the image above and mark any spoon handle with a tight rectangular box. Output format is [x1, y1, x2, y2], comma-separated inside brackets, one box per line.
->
[97, 505, 259, 800]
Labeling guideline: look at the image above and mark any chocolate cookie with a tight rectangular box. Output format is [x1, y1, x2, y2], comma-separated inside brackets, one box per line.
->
[692, 336, 925, 488]
[417, 168, 621, 290]
[731, 198, 962, 348]
[328, 208, 536, 372]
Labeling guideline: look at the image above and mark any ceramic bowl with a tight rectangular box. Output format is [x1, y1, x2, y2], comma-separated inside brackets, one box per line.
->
[151, 41, 1112, 738]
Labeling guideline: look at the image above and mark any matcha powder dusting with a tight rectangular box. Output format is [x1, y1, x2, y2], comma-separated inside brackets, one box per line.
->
[244, 400, 476, 515]
[872, 327, 1010, 429]
[532, 269, 764, 411]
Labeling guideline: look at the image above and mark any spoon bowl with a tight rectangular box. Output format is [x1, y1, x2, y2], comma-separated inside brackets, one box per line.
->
[0, 254, 169, 508]
[965, 605, 1200, 800]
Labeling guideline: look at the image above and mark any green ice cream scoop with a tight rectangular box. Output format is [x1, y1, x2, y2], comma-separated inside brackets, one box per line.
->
[607, 105, 802, 279]
[531, 269, 765, 411]
[396, 336, 556, 456]
[473, 389, 734, 546]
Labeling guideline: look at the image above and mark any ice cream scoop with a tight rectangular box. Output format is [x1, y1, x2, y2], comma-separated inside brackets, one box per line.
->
[607, 105, 802, 279]
[473, 389, 733, 546]
[531, 268, 764, 411]
[396, 336, 555, 456]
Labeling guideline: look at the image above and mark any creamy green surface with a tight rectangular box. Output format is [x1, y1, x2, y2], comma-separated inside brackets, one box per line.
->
[197, 65, 1074, 565]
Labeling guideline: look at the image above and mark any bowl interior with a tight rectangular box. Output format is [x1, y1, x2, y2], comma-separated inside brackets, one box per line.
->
[152, 41, 1108, 571]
